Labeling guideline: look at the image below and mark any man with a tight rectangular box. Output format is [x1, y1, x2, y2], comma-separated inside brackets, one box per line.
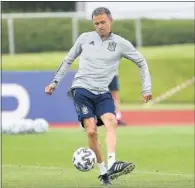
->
[109, 75, 127, 125]
[45, 7, 152, 185]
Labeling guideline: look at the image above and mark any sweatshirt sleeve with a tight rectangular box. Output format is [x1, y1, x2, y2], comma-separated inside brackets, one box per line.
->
[121, 38, 152, 95]
[51, 33, 85, 85]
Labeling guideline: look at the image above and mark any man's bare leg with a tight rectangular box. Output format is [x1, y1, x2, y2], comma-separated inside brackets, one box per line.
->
[83, 118, 107, 175]
[100, 113, 117, 169]
[101, 113, 135, 180]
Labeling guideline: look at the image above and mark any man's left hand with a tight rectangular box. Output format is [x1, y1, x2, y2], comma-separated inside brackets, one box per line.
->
[143, 93, 152, 103]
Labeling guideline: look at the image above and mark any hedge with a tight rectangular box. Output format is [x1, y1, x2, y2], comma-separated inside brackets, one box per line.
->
[2, 2, 75, 13]
[2, 18, 194, 53]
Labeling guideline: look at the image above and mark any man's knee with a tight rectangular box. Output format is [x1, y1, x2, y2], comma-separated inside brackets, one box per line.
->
[101, 113, 118, 129]
[83, 118, 97, 138]
[86, 129, 97, 138]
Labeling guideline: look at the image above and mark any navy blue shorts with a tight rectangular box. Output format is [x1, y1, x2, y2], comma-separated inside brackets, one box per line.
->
[108, 75, 119, 91]
[72, 88, 116, 127]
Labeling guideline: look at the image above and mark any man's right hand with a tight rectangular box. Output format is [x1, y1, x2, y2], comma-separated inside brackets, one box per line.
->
[45, 83, 57, 95]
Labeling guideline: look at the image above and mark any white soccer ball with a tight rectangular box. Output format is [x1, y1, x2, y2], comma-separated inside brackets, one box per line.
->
[2, 120, 14, 134]
[15, 119, 28, 133]
[33, 118, 49, 133]
[24, 119, 34, 133]
[11, 122, 21, 134]
[72, 147, 97, 172]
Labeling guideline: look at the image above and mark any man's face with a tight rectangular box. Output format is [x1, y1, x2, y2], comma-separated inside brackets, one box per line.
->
[92, 13, 112, 37]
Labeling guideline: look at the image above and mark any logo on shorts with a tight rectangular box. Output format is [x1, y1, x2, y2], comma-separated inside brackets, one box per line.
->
[75, 103, 80, 112]
[81, 105, 89, 114]
[107, 42, 117, 51]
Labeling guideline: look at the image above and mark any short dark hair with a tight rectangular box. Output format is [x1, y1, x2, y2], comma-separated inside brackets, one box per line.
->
[91, 7, 112, 20]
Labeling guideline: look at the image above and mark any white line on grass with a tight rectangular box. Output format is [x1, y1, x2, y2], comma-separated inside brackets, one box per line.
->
[2, 164, 194, 178]
[144, 76, 195, 107]
[135, 170, 194, 177]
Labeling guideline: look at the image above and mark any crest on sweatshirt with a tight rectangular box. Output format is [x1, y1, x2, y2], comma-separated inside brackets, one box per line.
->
[89, 41, 95, 45]
[107, 42, 116, 51]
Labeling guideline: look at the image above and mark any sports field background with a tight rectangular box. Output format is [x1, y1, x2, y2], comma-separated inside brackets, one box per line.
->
[1, 2, 195, 188]
[2, 43, 195, 188]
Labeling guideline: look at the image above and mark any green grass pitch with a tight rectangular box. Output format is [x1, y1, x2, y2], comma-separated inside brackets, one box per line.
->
[2, 126, 194, 188]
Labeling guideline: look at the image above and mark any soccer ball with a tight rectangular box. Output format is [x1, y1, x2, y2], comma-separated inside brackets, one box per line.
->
[24, 119, 34, 133]
[15, 118, 33, 134]
[72, 147, 97, 172]
[2, 120, 14, 134]
[33, 118, 49, 133]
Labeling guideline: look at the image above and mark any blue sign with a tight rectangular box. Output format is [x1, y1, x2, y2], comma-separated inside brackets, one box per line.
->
[2, 71, 78, 123]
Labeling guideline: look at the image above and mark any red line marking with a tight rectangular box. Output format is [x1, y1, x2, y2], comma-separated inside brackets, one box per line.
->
[122, 110, 194, 125]
[49, 110, 195, 128]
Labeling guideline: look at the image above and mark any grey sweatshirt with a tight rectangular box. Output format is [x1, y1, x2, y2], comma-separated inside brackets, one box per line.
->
[52, 31, 152, 95]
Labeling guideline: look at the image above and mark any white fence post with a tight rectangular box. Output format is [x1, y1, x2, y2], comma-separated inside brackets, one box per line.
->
[7, 17, 15, 55]
[3, 12, 84, 54]
[72, 14, 78, 45]
[135, 18, 142, 47]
